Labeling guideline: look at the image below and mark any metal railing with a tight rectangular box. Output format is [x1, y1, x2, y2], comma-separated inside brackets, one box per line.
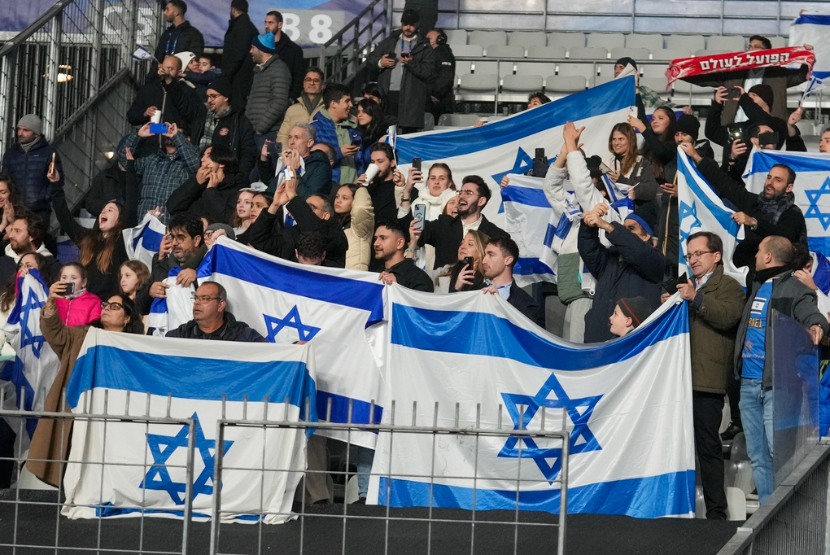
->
[0, 0, 162, 208]
[317, 0, 392, 85]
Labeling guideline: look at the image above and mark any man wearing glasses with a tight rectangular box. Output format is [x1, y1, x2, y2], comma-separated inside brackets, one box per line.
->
[166, 281, 266, 342]
[201, 77, 256, 180]
[672, 231, 745, 520]
[277, 68, 326, 152]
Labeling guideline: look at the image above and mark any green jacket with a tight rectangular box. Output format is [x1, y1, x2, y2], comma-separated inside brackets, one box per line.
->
[688, 265, 745, 394]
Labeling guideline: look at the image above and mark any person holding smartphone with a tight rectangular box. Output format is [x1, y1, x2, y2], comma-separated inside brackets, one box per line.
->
[50, 263, 103, 326]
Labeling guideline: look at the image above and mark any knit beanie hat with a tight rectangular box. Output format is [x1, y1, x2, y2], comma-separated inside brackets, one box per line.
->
[615, 57, 638, 71]
[624, 201, 658, 237]
[616, 297, 652, 328]
[207, 77, 233, 99]
[252, 32, 277, 54]
[205, 223, 236, 241]
[401, 8, 420, 25]
[175, 51, 196, 69]
[675, 114, 700, 141]
[748, 84, 774, 110]
[18, 114, 43, 135]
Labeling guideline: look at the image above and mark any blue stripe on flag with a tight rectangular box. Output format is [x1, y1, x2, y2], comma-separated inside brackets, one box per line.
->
[748, 150, 830, 175]
[198, 243, 385, 325]
[390, 300, 688, 370]
[66, 346, 317, 413]
[395, 77, 635, 163]
[809, 238, 830, 261]
[317, 390, 383, 429]
[543, 224, 556, 248]
[795, 14, 830, 25]
[513, 258, 554, 277]
[678, 157, 740, 235]
[501, 187, 551, 208]
[377, 469, 695, 518]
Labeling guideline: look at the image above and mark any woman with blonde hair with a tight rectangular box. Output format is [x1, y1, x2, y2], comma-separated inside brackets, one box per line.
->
[606, 122, 658, 205]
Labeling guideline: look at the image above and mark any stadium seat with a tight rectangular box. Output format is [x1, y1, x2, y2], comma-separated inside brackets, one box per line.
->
[796, 120, 816, 136]
[695, 49, 727, 57]
[445, 29, 468, 45]
[548, 32, 586, 50]
[526, 45, 567, 59]
[473, 60, 516, 76]
[650, 48, 691, 61]
[594, 74, 614, 87]
[546, 74, 588, 93]
[485, 44, 525, 58]
[611, 47, 651, 62]
[455, 60, 474, 76]
[639, 77, 670, 93]
[502, 74, 544, 93]
[509, 31, 547, 48]
[451, 44, 484, 58]
[516, 61, 559, 77]
[706, 35, 746, 52]
[557, 62, 596, 86]
[587, 32, 625, 50]
[458, 73, 500, 94]
[769, 36, 786, 48]
[597, 63, 616, 78]
[569, 46, 608, 60]
[469, 30, 508, 49]
[640, 63, 669, 79]
[437, 113, 481, 127]
[625, 33, 664, 51]
[665, 34, 705, 52]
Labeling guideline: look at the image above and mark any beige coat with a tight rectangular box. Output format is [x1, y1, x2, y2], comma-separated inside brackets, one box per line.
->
[277, 95, 323, 151]
[344, 186, 374, 271]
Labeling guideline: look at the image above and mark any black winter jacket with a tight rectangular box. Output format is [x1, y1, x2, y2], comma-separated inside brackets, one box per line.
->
[1, 137, 62, 212]
[153, 21, 204, 62]
[166, 312, 267, 342]
[273, 32, 306, 100]
[84, 162, 127, 216]
[222, 13, 258, 105]
[126, 79, 204, 142]
[166, 171, 247, 224]
[210, 106, 257, 181]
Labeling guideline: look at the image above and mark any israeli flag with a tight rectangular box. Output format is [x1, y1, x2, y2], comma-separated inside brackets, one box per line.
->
[123, 214, 166, 268]
[743, 149, 830, 256]
[0, 271, 60, 444]
[62, 329, 317, 522]
[393, 77, 635, 221]
[132, 45, 154, 62]
[790, 13, 830, 94]
[676, 148, 747, 283]
[192, 238, 385, 448]
[501, 174, 558, 286]
[369, 286, 695, 518]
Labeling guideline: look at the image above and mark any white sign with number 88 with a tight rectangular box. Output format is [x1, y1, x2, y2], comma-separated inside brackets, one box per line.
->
[280, 10, 344, 46]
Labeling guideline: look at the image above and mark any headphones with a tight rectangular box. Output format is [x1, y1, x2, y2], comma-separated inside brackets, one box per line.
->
[435, 29, 447, 46]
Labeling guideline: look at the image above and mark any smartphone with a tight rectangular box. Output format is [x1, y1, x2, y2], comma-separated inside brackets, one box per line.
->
[149, 122, 169, 135]
[663, 272, 688, 295]
[599, 162, 613, 175]
[728, 86, 742, 99]
[386, 51, 397, 59]
[758, 132, 779, 147]
[63, 282, 75, 297]
[351, 138, 362, 146]
[534, 148, 545, 159]
[412, 157, 422, 171]
[413, 204, 426, 230]
[267, 141, 282, 158]
[463, 256, 474, 269]
[48, 152, 56, 175]
[727, 124, 744, 143]
[400, 52, 412, 60]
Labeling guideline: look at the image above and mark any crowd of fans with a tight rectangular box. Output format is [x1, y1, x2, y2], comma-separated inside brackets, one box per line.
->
[0, 0, 828, 516]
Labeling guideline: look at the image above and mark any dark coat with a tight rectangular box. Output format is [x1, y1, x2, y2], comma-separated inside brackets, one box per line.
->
[211, 106, 257, 181]
[166, 171, 247, 224]
[578, 222, 666, 343]
[153, 21, 204, 62]
[383, 258, 434, 292]
[367, 179, 397, 226]
[273, 32, 306, 100]
[258, 150, 333, 199]
[246, 54, 292, 135]
[222, 13, 258, 105]
[696, 157, 807, 271]
[1, 136, 62, 212]
[367, 31, 436, 128]
[126, 79, 204, 142]
[429, 43, 456, 115]
[247, 196, 349, 267]
[409, 213, 508, 270]
[506, 281, 544, 327]
[84, 162, 127, 216]
[166, 312, 266, 342]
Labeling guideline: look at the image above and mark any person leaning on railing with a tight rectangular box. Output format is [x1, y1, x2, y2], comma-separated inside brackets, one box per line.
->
[26, 293, 144, 487]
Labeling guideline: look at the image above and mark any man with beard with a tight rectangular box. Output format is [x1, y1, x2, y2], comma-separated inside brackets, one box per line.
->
[681, 143, 807, 284]
[374, 221, 433, 291]
[203, 77, 256, 180]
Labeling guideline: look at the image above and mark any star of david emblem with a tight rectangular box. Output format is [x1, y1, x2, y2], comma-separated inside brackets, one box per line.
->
[19, 289, 45, 358]
[678, 200, 703, 245]
[263, 305, 321, 343]
[499, 373, 602, 483]
[140, 412, 234, 505]
[804, 177, 830, 230]
[492, 148, 535, 213]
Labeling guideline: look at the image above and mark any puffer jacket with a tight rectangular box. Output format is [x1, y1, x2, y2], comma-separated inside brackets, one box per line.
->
[343, 186, 374, 270]
[245, 55, 291, 134]
[55, 290, 102, 326]
[1, 136, 61, 212]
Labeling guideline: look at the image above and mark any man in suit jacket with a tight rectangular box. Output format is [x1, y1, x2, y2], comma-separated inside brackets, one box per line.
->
[481, 236, 543, 326]
[405, 175, 508, 269]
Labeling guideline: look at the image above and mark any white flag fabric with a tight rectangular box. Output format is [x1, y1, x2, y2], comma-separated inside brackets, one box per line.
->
[676, 148, 748, 283]
[123, 214, 166, 268]
[132, 45, 154, 61]
[0, 271, 61, 444]
[62, 329, 317, 523]
[790, 13, 830, 94]
[393, 77, 636, 220]
[193, 238, 385, 448]
[369, 286, 695, 518]
[743, 149, 830, 257]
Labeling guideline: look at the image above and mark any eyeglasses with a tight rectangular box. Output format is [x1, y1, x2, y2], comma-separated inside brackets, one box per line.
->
[683, 250, 715, 262]
[206, 93, 223, 100]
[101, 301, 124, 311]
[459, 189, 478, 197]
[192, 295, 221, 304]
[304, 77, 322, 83]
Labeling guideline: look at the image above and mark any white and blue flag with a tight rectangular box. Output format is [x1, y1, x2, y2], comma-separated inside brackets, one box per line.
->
[677, 148, 748, 283]
[744, 149, 830, 257]
[123, 214, 166, 268]
[193, 238, 386, 448]
[369, 286, 695, 518]
[0, 271, 61, 445]
[62, 329, 316, 522]
[790, 13, 830, 95]
[393, 77, 636, 220]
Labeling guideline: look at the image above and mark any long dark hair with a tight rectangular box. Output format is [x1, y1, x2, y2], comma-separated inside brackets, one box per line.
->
[643, 106, 678, 181]
[0, 253, 50, 313]
[357, 98, 386, 145]
[0, 172, 24, 210]
[77, 200, 127, 274]
[335, 183, 359, 229]
[89, 293, 144, 334]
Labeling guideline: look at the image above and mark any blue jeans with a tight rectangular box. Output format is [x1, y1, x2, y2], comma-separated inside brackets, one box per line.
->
[739, 378, 775, 503]
[356, 446, 374, 499]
